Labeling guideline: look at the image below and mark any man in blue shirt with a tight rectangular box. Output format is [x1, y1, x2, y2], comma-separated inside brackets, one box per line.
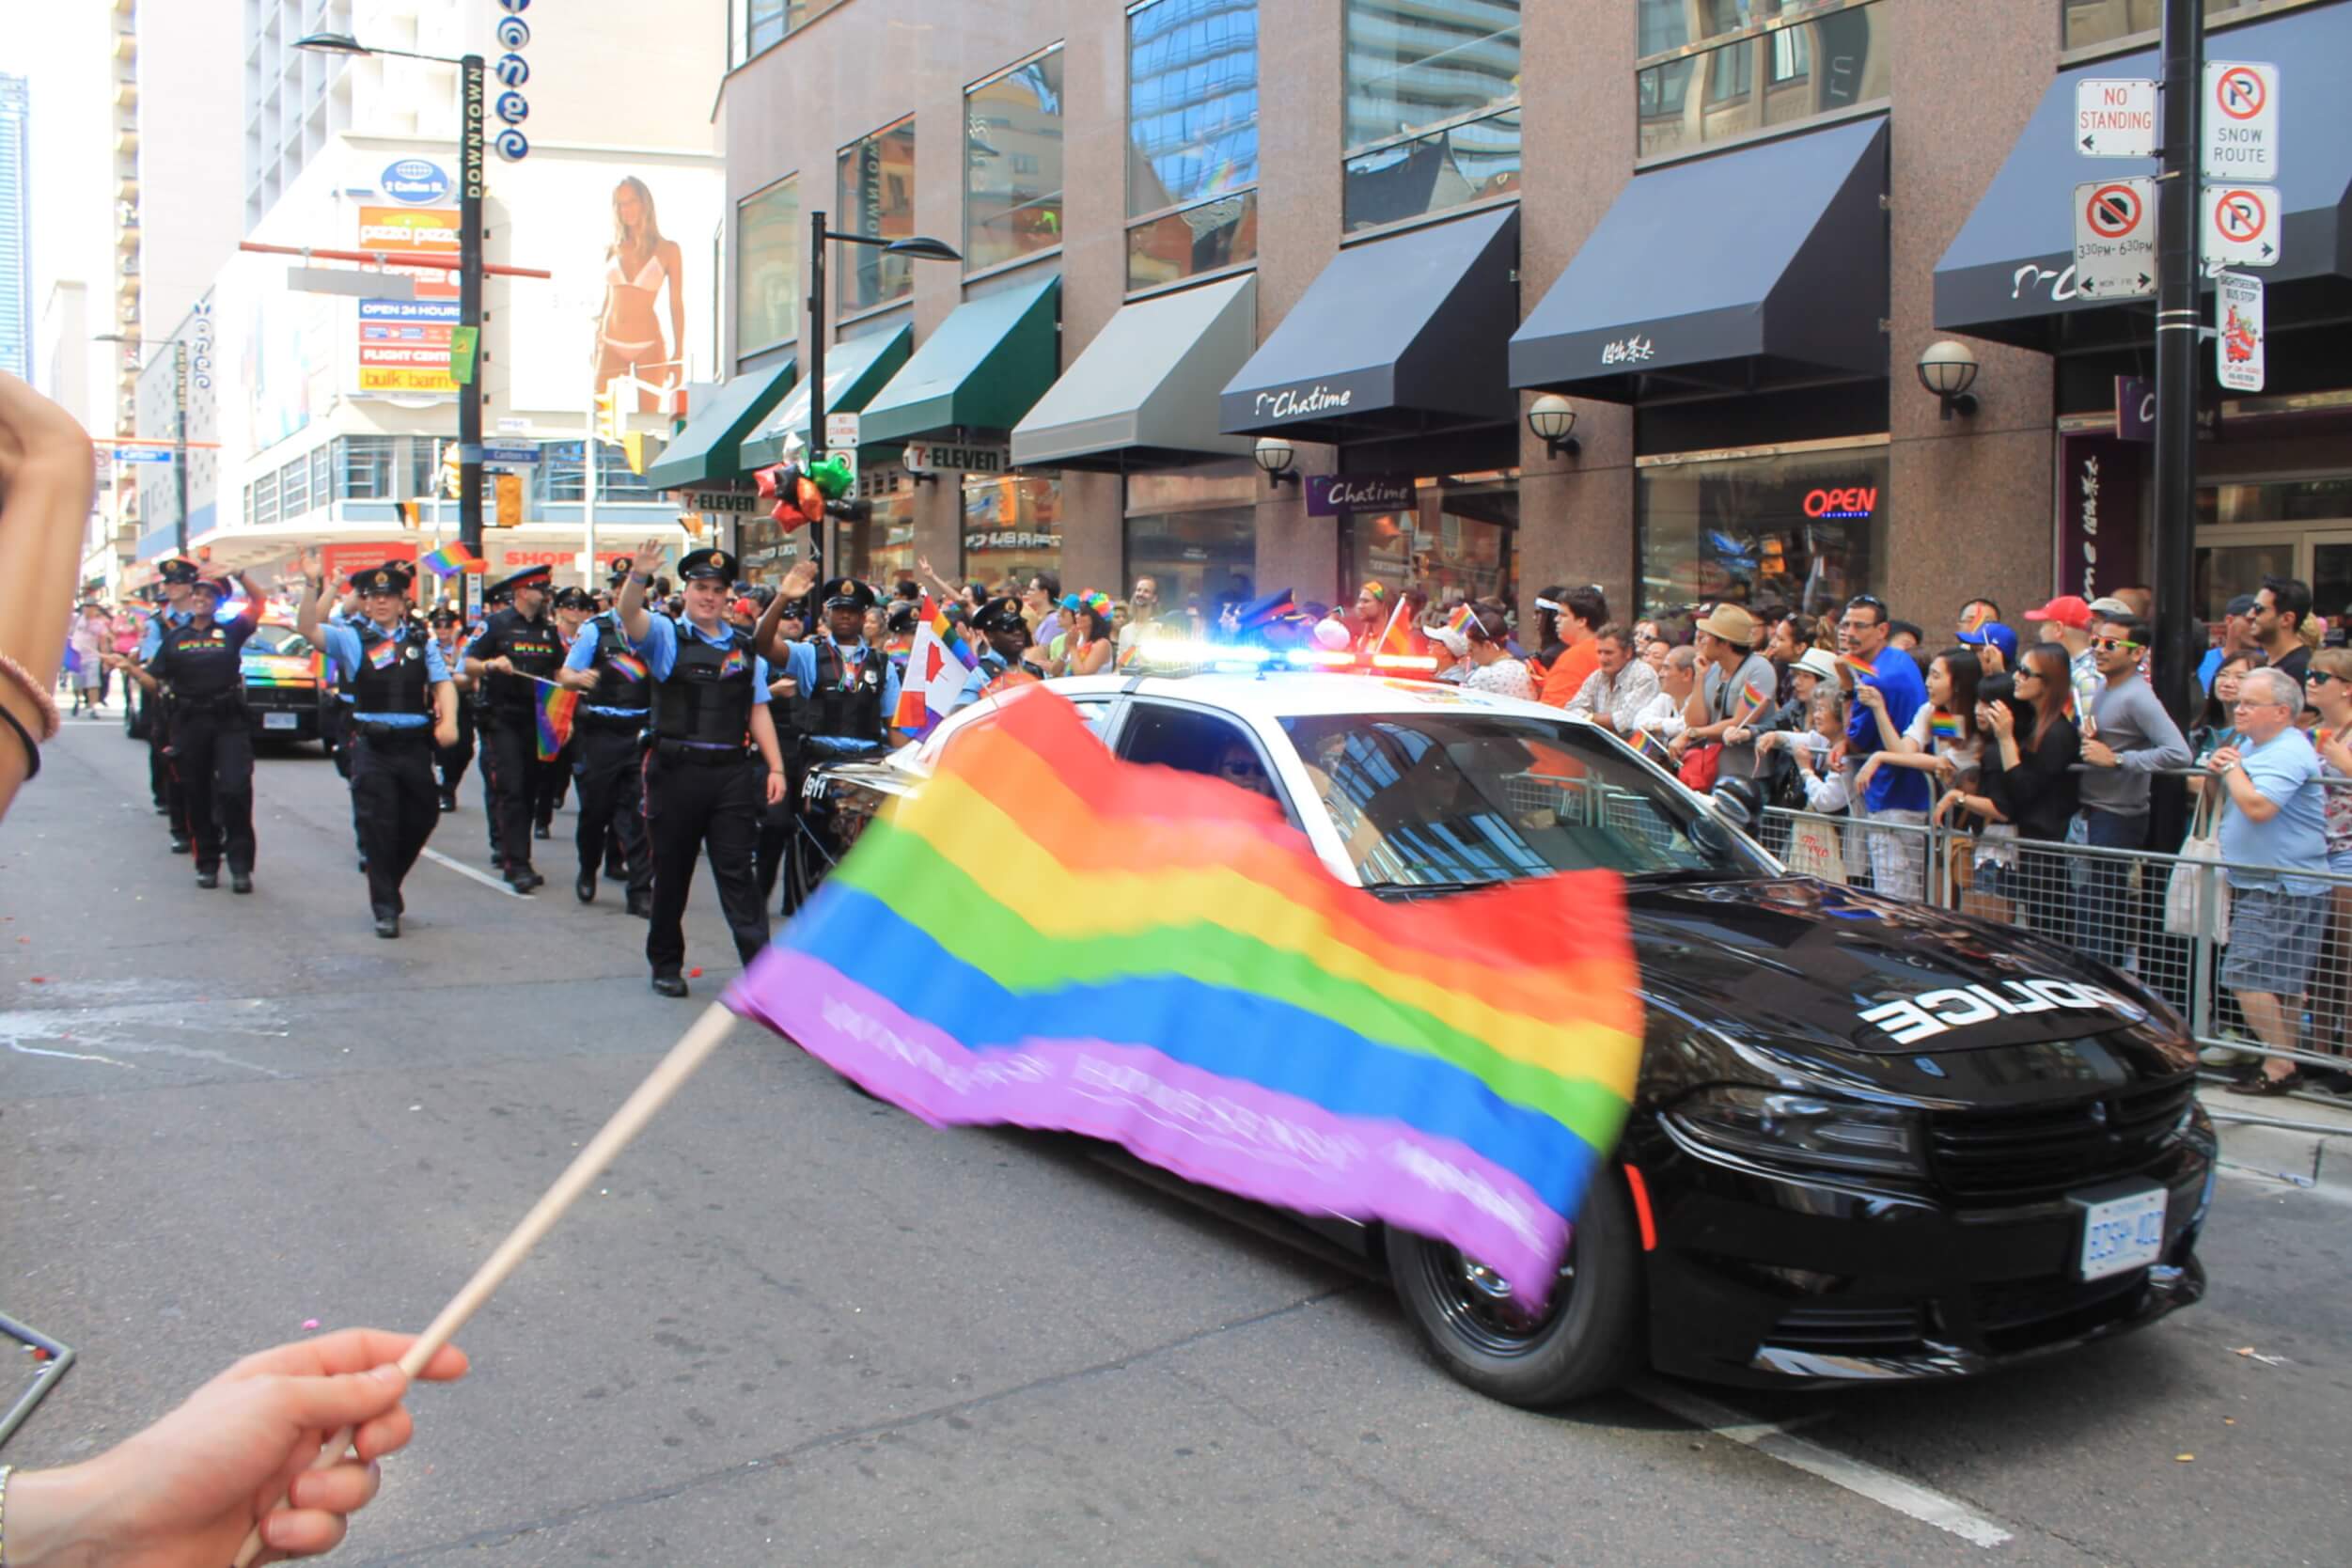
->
[619, 538, 806, 997]
[1838, 594, 1932, 902]
[136, 559, 201, 851]
[557, 558, 656, 914]
[2209, 666, 2334, 1093]
[298, 559, 458, 937]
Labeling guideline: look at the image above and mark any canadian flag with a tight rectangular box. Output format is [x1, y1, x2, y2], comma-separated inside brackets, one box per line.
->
[893, 598, 976, 737]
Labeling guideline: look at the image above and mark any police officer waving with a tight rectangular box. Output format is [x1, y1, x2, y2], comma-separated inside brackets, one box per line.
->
[135, 558, 200, 851]
[463, 565, 566, 891]
[556, 557, 654, 914]
[754, 575, 903, 905]
[619, 539, 811, 997]
[295, 557, 459, 936]
[107, 571, 263, 891]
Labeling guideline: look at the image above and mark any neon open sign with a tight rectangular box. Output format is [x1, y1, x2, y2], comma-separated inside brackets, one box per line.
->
[1804, 486, 1878, 520]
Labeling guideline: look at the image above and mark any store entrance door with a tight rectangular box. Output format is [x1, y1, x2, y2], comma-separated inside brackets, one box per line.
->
[2192, 525, 2352, 626]
[2313, 530, 2352, 629]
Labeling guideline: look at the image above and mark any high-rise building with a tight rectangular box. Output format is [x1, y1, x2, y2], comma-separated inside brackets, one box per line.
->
[0, 73, 32, 384]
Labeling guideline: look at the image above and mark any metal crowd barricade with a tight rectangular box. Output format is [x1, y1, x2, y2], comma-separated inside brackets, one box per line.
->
[1759, 787, 2352, 1128]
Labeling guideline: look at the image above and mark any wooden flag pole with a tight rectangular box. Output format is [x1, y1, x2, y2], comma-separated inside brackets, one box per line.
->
[228, 1002, 741, 1567]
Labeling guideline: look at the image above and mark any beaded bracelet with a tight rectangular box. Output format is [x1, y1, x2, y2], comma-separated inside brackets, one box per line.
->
[0, 651, 62, 741]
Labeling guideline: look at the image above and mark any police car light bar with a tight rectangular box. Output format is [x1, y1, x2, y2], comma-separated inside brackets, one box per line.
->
[1124, 641, 1440, 677]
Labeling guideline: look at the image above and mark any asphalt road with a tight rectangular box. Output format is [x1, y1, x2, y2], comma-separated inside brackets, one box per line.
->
[3, 709, 2346, 1567]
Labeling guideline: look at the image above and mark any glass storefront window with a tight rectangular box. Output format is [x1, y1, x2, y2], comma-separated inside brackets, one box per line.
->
[1127, 193, 1258, 293]
[1128, 0, 1260, 289]
[2062, 0, 2262, 54]
[337, 435, 393, 499]
[840, 468, 918, 587]
[962, 474, 1062, 591]
[541, 442, 654, 503]
[1636, 0, 1889, 161]
[1636, 443, 1888, 623]
[735, 175, 799, 362]
[279, 452, 310, 518]
[2195, 477, 2352, 527]
[1344, 0, 1520, 151]
[966, 47, 1065, 274]
[1343, 110, 1521, 232]
[731, 0, 852, 66]
[736, 516, 817, 586]
[837, 117, 917, 316]
[1341, 473, 1518, 612]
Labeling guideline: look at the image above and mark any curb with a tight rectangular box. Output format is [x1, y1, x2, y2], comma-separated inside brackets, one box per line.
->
[2203, 1082, 2352, 1200]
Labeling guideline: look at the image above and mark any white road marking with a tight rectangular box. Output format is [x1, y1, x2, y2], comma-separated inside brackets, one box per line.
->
[1632, 1377, 2015, 1549]
[419, 848, 525, 897]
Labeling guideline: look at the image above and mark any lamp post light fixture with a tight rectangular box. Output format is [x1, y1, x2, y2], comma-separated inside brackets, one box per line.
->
[1917, 339, 1981, 421]
[1252, 436, 1298, 488]
[296, 30, 488, 614]
[1528, 392, 1580, 459]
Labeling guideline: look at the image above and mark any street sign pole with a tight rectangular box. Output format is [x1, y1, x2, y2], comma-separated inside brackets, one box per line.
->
[2153, 0, 2202, 732]
[459, 52, 486, 619]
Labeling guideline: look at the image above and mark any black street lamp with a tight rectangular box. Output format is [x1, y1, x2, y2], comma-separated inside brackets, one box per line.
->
[297, 32, 488, 614]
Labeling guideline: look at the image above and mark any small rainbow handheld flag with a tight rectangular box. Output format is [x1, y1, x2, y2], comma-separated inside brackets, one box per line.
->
[419, 542, 485, 578]
[1929, 710, 1965, 743]
[1628, 729, 1674, 768]
[1444, 602, 1478, 638]
[726, 691, 1645, 1306]
[1741, 671, 1775, 711]
[308, 651, 332, 684]
[1959, 603, 1995, 635]
[534, 682, 578, 761]
[1834, 651, 1881, 682]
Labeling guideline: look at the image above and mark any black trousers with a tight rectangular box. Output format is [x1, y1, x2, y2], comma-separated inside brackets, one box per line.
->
[535, 739, 572, 825]
[483, 717, 556, 873]
[170, 706, 255, 875]
[147, 695, 189, 835]
[643, 749, 768, 977]
[435, 703, 476, 798]
[351, 731, 442, 917]
[573, 726, 651, 896]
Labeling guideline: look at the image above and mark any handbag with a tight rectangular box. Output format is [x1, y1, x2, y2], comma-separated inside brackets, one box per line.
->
[1677, 742, 1722, 792]
[1785, 813, 1848, 884]
[2164, 788, 2231, 942]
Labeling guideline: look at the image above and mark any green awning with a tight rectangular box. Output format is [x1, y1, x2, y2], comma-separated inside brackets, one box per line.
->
[641, 359, 798, 490]
[857, 274, 1060, 447]
[737, 321, 914, 471]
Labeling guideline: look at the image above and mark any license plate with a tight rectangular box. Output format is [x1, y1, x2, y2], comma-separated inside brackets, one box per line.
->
[2073, 1184, 2168, 1281]
[262, 711, 299, 730]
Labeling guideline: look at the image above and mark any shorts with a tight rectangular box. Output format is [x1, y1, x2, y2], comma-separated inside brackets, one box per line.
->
[2329, 848, 2352, 877]
[2220, 886, 2328, 996]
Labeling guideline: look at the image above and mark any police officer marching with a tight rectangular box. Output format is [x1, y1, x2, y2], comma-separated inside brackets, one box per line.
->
[534, 587, 594, 838]
[296, 556, 460, 937]
[426, 602, 476, 811]
[105, 569, 264, 891]
[463, 565, 567, 892]
[556, 557, 654, 915]
[618, 537, 810, 997]
[133, 558, 200, 852]
[753, 575, 903, 908]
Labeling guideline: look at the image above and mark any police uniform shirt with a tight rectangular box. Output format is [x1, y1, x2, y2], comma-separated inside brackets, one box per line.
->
[147, 614, 257, 692]
[463, 607, 566, 703]
[562, 610, 655, 722]
[778, 635, 902, 755]
[947, 649, 1012, 717]
[321, 618, 452, 728]
[624, 614, 773, 748]
[136, 604, 194, 660]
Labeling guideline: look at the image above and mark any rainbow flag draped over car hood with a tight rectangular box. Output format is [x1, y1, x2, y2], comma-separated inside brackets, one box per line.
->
[726, 690, 1645, 1305]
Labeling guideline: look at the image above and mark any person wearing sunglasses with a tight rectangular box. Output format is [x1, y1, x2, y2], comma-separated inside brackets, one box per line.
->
[2299, 649, 2352, 1092]
[2070, 612, 2191, 973]
[2208, 666, 2334, 1095]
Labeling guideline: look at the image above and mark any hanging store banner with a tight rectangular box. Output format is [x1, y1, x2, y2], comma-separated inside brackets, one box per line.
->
[2057, 434, 2145, 604]
[1306, 473, 1417, 517]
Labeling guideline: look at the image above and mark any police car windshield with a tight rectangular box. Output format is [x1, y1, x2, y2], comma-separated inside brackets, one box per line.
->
[1278, 713, 1764, 890]
[246, 624, 315, 658]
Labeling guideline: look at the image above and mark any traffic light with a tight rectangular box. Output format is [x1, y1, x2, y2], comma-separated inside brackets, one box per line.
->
[394, 499, 424, 529]
[620, 431, 658, 476]
[494, 471, 523, 528]
[594, 385, 622, 446]
[439, 444, 463, 500]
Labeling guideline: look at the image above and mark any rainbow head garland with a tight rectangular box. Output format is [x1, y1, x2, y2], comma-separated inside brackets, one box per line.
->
[726, 690, 1645, 1306]
[1362, 582, 1387, 602]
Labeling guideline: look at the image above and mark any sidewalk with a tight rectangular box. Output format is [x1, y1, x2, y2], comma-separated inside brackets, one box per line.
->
[2203, 1079, 2352, 1200]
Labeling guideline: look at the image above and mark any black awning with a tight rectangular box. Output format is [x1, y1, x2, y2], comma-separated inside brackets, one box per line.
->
[1218, 205, 1517, 445]
[1936, 3, 2352, 351]
[1508, 118, 1889, 403]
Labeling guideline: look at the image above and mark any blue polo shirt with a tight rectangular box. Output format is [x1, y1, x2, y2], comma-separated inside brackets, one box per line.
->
[137, 604, 193, 660]
[321, 619, 452, 728]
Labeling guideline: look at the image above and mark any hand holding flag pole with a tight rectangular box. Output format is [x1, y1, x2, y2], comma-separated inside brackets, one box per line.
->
[229, 1003, 744, 1566]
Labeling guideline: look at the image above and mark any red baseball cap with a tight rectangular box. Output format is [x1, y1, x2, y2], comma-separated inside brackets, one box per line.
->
[2024, 594, 2093, 629]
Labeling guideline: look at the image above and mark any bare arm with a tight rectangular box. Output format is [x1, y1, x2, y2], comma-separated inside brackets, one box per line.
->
[292, 550, 327, 646]
[754, 558, 822, 666]
[0, 374, 96, 810]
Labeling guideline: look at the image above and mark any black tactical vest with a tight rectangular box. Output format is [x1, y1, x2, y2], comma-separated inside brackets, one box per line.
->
[786, 638, 886, 743]
[484, 609, 565, 716]
[586, 614, 653, 713]
[650, 622, 756, 747]
[348, 622, 434, 716]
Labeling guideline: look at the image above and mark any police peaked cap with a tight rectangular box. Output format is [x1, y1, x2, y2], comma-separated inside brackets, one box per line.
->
[157, 557, 202, 585]
[428, 604, 463, 625]
[676, 548, 737, 583]
[491, 564, 553, 595]
[821, 576, 876, 612]
[606, 556, 635, 586]
[553, 586, 593, 610]
[354, 563, 416, 597]
[970, 596, 1028, 637]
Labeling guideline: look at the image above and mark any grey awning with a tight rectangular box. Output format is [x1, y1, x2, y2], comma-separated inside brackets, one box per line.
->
[1011, 274, 1258, 471]
[1935, 3, 2352, 350]
[1219, 205, 1518, 445]
[1509, 118, 1889, 402]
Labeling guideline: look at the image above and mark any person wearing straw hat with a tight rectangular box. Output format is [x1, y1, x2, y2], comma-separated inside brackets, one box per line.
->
[1673, 603, 1782, 784]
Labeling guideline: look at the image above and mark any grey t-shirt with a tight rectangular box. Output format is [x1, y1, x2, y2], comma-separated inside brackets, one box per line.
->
[1701, 651, 1782, 781]
[2078, 675, 2191, 814]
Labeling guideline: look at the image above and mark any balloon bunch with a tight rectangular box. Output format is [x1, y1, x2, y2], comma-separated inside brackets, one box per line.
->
[754, 455, 857, 531]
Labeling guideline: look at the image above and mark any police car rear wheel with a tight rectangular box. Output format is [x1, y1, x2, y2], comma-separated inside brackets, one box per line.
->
[1384, 1171, 1641, 1408]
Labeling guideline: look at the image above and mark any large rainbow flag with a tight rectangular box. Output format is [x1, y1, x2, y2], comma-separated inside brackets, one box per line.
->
[726, 690, 1644, 1303]
[891, 595, 977, 737]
